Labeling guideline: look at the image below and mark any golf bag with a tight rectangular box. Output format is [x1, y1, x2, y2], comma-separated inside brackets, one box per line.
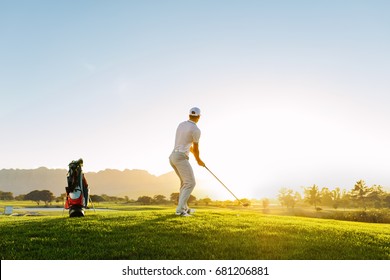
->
[65, 159, 89, 217]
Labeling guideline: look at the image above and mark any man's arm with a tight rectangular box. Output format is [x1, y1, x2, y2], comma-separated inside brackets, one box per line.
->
[190, 143, 205, 167]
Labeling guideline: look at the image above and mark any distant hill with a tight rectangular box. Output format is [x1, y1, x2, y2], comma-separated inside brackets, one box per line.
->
[0, 167, 179, 199]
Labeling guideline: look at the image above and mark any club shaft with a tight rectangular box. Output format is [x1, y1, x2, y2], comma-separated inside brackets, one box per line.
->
[205, 166, 242, 203]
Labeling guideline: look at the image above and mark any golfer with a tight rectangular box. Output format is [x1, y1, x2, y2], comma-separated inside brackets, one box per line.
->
[169, 107, 205, 216]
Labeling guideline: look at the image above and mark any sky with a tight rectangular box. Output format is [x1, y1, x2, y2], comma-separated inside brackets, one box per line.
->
[1, 0, 390, 199]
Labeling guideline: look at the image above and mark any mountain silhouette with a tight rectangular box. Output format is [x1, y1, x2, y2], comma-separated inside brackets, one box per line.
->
[0, 167, 179, 199]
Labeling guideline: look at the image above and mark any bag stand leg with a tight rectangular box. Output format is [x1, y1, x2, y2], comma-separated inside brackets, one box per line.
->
[89, 196, 96, 213]
[62, 197, 66, 216]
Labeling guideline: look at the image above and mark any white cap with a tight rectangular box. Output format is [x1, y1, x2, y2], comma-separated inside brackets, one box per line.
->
[189, 107, 201, 117]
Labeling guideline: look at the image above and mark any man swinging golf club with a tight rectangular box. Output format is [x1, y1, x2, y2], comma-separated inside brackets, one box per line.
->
[169, 107, 205, 216]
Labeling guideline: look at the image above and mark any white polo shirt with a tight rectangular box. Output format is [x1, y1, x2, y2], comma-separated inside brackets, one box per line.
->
[173, 120, 201, 156]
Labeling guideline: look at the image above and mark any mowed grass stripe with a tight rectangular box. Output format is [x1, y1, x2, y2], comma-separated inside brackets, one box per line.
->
[0, 207, 389, 260]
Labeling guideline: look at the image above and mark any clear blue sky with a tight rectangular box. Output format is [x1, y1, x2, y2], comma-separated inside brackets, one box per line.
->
[1, 0, 390, 199]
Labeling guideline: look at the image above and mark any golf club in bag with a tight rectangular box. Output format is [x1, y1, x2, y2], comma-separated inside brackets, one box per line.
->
[204, 166, 249, 207]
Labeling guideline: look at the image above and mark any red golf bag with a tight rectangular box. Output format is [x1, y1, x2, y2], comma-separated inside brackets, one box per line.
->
[65, 159, 89, 217]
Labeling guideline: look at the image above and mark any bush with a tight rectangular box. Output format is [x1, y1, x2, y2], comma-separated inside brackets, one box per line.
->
[332, 209, 390, 223]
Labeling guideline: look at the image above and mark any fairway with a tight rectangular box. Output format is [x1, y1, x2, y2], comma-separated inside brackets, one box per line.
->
[0, 206, 389, 260]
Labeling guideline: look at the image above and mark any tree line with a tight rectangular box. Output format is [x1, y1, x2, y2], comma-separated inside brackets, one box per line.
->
[278, 180, 390, 210]
[1, 179, 389, 209]
[0, 190, 206, 206]
[0, 190, 58, 205]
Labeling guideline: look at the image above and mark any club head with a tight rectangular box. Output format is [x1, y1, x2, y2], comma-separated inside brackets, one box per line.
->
[242, 203, 249, 207]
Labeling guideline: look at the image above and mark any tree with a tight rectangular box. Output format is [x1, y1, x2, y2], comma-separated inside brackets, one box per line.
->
[170, 193, 179, 204]
[137, 196, 153, 205]
[278, 188, 288, 207]
[90, 195, 105, 204]
[25, 190, 41, 205]
[351, 180, 370, 209]
[340, 189, 351, 210]
[0, 191, 13, 200]
[262, 198, 270, 209]
[384, 193, 390, 208]
[56, 193, 67, 203]
[169, 193, 197, 205]
[24, 190, 54, 205]
[278, 188, 299, 208]
[101, 194, 112, 201]
[294, 191, 302, 206]
[320, 187, 333, 207]
[199, 198, 212, 206]
[367, 185, 385, 208]
[15, 194, 25, 201]
[188, 195, 197, 204]
[304, 185, 321, 209]
[41, 190, 55, 205]
[153, 195, 168, 204]
[331, 187, 342, 209]
[100, 194, 125, 202]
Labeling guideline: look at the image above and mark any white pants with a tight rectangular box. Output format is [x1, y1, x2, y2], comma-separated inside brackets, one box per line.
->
[169, 151, 196, 213]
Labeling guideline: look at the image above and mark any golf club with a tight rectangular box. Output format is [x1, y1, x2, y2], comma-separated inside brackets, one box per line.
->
[204, 166, 249, 207]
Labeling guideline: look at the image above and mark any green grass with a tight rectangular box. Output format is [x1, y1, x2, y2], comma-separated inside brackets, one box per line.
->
[0, 206, 389, 260]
